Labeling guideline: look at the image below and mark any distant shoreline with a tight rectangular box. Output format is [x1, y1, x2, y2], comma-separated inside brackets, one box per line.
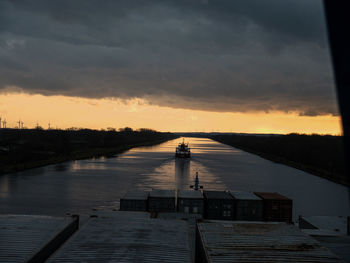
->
[0, 138, 175, 175]
[210, 135, 349, 187]
[0, 129, 178, 175]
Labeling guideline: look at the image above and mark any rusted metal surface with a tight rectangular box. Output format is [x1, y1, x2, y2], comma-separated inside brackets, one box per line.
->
[0, 214, 76, 263]
[255, 192, 293, 223]
[48, 211, 192, 262]
[120, 190, 149, 211]
[254, 192, 291, 200]
[196, 221, 343, 263]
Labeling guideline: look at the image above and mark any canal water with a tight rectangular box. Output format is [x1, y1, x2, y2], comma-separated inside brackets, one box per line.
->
[0, 137, 349, 220]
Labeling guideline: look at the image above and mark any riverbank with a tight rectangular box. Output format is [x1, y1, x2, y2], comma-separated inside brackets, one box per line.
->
[210, 134, 348, 186]
[0, 128, 178, 175]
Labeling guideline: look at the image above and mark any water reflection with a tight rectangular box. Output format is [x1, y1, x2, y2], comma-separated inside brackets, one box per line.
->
[175, 158, 190, 190]
[0, 137, 349, 218]
[138, 155, 226, 191]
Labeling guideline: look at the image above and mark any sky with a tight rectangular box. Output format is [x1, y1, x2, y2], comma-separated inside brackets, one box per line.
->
[0, 0, 342, 134]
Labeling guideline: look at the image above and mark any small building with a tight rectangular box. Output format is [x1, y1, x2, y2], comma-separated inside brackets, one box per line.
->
[196, 220, 342, 263]
[149, 189, 176, 212]
[254, 192, 293, 223]
[177, 190, 204, 215]
[229, 190, 263, 221]
[203, 190, 234, 220]
[120, 190, 149, 211]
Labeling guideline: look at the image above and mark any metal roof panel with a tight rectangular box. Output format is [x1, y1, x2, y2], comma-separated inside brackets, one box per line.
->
[197, 221, 342, 262]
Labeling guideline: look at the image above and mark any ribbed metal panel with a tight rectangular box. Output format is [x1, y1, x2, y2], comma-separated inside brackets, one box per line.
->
[120, 190, 149, 211]
[48, 212, 192, 262]
[150, 189, 175, 198]
[178, 190, 203, 199]
[229, 191, 263, 221]
[0, 214, 75, 263]
[197, 221, 343, 263]
[255, 192, 293, 223]
[229, 191, 262, 201]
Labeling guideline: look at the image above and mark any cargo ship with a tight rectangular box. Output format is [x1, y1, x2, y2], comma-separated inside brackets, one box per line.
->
[175, 140, 191, 158]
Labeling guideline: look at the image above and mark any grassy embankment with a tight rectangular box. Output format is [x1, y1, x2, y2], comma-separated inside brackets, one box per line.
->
[210, 134, 348, 186]
[0, 128, 178, 174]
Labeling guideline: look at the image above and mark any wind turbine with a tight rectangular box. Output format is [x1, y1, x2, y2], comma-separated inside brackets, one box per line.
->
[0, 116, 2, 128]
[21, 121, 24, 129]
[3, 119, 7, 128]
[17, 120, 21, 129]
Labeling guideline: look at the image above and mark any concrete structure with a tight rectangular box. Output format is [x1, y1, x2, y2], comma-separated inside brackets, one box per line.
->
[177, 190, 204, 214]
[149, 189, 176, 212]
[203, 190, 234, 220]
[229, 190, 263, 221]
[48, 212, 192, 263]
[196, 220, 342, 263]
[255, 192, 293, 223]
[120, 190, 149, 211]
[0, 214, 78, 263]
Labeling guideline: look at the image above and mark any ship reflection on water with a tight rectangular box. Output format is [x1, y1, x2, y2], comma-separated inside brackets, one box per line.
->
[1, 137, 348, 217]
[138, 158, 225, 191]
[175, 158, 190, 191]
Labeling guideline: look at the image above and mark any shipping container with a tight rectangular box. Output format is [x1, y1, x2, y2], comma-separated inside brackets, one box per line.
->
[229, 190, 263, 221]
[203, 190, 234, 220]
[254, 192, 293, 223]
[120, 190, 149, 211]
[177, 190, 204, 215]
[196, 220, 342, 263]
[149, 189, 176, 212]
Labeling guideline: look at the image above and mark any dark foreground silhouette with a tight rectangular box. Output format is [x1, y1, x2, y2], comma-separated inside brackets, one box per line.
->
[211, 134, 348, 186]
[0, 128, 177, 174]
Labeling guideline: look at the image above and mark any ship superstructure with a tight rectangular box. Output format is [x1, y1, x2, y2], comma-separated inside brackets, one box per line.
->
[175, 139, 191, 158]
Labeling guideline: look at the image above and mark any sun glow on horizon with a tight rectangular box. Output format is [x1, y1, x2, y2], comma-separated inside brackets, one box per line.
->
[0, 92, 342, 135]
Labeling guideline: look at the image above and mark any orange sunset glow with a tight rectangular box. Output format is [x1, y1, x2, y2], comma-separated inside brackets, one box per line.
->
[0, 0, 343, 135]
[0, 92, 342, 134]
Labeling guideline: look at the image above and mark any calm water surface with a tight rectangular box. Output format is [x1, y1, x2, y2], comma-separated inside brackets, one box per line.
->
[0, 137, 349, 220]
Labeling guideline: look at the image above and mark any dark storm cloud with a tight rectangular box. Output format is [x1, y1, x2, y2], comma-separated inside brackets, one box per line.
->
[0, 0, 338, 115]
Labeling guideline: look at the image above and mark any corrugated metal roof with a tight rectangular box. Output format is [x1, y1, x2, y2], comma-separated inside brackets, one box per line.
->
[254, 192, 291, 200]
[178, 190, 203, 199]
[122, 190, 149, 200]
[313, 236, 350, 263]
[0, 214, 75, 263]
[150, 189, 175, 198]
[229, 190, 262, 200]
[197, 221, 343, 262]
[48, 211, 192, 263]
[204, 190, 233, 200]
